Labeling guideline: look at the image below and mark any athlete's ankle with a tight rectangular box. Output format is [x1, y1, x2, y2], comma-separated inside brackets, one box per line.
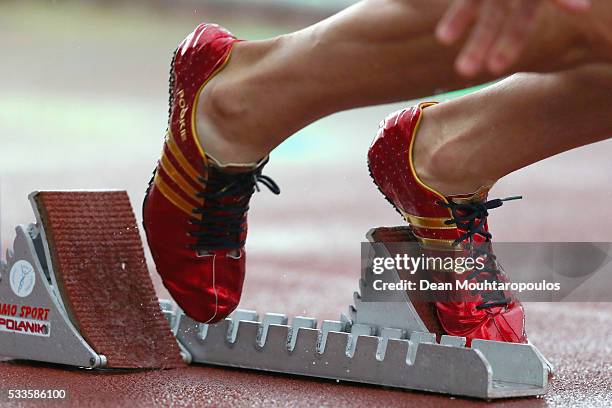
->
[195, 40, 281, 165]
[413, 106, 495, 197]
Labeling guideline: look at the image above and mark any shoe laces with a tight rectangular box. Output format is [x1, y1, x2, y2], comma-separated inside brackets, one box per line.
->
[437, 195, 522, 310]
[188, 162, 280, 252]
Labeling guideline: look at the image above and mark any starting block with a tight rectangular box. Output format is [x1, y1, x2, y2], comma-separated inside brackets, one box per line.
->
[0, 191, 186, 369]
[0, 191, 551, 399]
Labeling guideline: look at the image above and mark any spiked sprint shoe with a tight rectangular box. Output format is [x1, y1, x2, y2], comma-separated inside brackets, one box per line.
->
[367, 102, 526, 344]
[143, 24, 280, 323]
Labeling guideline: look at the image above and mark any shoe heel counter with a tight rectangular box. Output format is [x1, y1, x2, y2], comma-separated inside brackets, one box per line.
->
[173, 24, 236, 82]
[368, 108, 412, 196]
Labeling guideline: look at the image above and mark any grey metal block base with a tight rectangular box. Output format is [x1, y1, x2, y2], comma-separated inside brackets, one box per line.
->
[0, 223, 105, 368]
[163, 303, 549, 399]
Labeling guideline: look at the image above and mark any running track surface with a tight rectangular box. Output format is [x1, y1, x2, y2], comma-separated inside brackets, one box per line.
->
[1, 3, 611, 406]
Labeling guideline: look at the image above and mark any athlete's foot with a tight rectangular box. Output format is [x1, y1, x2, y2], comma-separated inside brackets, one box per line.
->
[368, 102, 527, 345]
[143, 24, 280, 324]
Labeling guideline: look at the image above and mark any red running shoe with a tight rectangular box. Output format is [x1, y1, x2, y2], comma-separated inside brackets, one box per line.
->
[143, 24, 280, 323]
[368, 102, 526, 344]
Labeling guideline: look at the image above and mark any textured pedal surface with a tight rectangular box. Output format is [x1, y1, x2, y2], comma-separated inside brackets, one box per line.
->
[368, 227, 445, 338]
[33, 191, 184, 368]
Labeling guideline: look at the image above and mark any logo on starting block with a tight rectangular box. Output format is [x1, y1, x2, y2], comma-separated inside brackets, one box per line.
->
[9, 260, 36, 298]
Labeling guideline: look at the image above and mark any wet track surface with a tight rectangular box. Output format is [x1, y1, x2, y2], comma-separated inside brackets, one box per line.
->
[1, 159, 611, 407]
[1, 302, 611, 407]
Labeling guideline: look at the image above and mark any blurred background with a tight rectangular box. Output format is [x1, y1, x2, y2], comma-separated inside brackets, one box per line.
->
[2, 0, 612, 319]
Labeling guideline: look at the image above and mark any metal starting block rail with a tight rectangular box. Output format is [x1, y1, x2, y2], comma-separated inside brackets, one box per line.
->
[0, 191, 551, 399]
[166, 305, 550, 399]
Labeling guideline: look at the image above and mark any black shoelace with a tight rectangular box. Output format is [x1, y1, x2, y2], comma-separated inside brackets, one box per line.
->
[188, 165, 280, 252]
[437, 196, 522, 310]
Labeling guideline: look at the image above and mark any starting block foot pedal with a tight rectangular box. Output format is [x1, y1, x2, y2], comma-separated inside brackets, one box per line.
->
[0, 191, 185, 369]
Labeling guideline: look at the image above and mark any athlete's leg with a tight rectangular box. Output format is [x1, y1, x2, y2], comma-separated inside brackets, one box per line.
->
[197, 0, 595, 165]
[413, 63, 612, 195]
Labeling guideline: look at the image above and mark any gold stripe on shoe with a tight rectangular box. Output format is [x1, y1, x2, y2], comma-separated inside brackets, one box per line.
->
[159, 152, 199, 198]
[414, 235, 464, 251]
[165, 130, 204, 186]
[447, 185, 492, 204]
[400, 211, 455, 230]
[154, 172, 196, 217]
